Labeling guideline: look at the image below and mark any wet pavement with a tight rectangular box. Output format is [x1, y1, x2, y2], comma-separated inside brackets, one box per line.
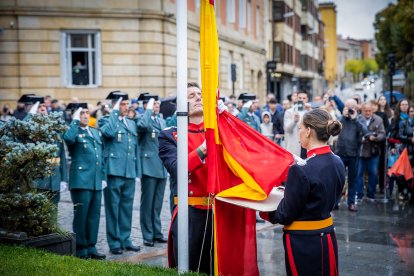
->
[58, 181, 414, 275]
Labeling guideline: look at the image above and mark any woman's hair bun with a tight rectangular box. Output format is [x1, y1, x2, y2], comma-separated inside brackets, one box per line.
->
[326, 120, 342, 136]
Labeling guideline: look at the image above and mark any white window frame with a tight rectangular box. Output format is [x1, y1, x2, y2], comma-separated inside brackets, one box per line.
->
[239, 0, 246, 29]
[240, 55, 244, 90]
[60, 30, 101, 88]
[227, 0, 236, 23]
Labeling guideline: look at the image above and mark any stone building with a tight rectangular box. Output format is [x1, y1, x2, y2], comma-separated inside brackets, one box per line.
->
[0, 0, 267, 107]
[266, 0, 325, 102]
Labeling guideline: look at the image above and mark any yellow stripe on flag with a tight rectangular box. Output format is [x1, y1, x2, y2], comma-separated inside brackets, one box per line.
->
[217, 148, 267, 200]
[200, 0, 220, 143]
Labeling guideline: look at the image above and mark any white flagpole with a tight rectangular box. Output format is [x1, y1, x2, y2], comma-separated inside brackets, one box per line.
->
[176, 0, 189, 273]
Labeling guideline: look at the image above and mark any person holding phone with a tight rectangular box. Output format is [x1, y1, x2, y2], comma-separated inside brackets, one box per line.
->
[283, 91, 311, 158]
[335, 99, 365, 211]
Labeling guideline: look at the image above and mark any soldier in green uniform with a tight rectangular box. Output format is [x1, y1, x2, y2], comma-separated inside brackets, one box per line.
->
[137, 94, 168, 247]
[63, 103, 106, 259]
[98, 91, 141, 255]
[237, 93, 261, 133]
[28, 96, 68, 206]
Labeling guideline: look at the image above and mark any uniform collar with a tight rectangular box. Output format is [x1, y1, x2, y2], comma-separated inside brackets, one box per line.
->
[307, 145, 331, 158]
[188, 122, 204, 132]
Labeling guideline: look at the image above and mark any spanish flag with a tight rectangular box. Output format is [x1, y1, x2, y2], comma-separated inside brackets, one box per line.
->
[200, 0, 293, 275]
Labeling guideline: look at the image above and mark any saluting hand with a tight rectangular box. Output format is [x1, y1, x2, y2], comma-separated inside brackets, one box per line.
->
[72, 107, 82, 121]
[113, 97, 122, 111]
[146, 98, 155, 110]
[29, 101, 40, 115]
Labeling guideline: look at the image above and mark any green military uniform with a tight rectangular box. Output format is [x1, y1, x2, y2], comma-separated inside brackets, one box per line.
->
[63, 120, 105, 258]
[137, 108, 167, 243]
[237, 107, 261, 132]
[99, 109, 141, 251]
[32, 140, 67, 206]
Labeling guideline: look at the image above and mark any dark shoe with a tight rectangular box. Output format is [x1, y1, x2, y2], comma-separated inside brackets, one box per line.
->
[110, 248, 123, 255]
[78, 255, 90, 259]
[143, 240, 154, 247]
[348, 204, 358, 212]
[125, 245, 141, 252]
[333, 204, 339, 210]
[154, 237, 168, 243]
[90, 252, 106, 260]
[366, 197, 376, 203]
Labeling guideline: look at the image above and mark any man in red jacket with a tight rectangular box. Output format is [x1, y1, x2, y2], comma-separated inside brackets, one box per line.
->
[158, 82, 212, 275]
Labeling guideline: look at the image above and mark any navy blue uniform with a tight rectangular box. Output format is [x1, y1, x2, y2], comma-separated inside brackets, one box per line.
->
[261, 146, 345, 276]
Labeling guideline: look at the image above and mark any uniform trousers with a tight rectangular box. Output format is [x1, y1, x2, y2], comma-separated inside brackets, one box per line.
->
[104, 175, 135, 250]
[171, 206, 214, 275]
[283, 228, 338, 276]
[140, 175, 167, 241]
[71, 189, 102, 257]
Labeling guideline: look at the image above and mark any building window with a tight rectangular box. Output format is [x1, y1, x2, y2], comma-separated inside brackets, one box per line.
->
[61, 31, 101, 87]
[227, 0, 236, 23]
[239, 0, 246, 29]
[273, 42, 281, 62]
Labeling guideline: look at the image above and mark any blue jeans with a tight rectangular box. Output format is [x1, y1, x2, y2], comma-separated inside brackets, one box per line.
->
[339, 156, 358, 205]
[355, 156, 380, 199]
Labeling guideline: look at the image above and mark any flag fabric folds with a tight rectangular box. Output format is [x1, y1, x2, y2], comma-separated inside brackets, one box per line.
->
[199, 0, 294, 275]
[388, 147, 414, 180]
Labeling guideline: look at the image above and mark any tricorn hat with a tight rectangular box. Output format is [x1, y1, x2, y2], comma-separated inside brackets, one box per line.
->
[27, 95, 45, 104]
[66, 102, 88, 111]
[106, 91, 129, 101]
[17, 94, 36, 104]
[238, 93, 256, 102]
[138, 92, 159, 102]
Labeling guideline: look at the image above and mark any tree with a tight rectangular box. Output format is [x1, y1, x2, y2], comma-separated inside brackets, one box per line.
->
[374, 0, 414, 71]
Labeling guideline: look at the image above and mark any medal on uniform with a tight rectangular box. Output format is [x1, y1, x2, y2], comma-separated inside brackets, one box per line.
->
[152, 130, 156, 139]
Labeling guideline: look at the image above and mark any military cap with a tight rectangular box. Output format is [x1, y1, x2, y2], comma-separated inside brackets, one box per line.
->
[138, 92, 159, 102]
[17, 94, 35, 104]
[66, 102, 88, 111]
[106, 91, 129, 101]
[238, 93, 256, 101]
[27, 95, 45, 104]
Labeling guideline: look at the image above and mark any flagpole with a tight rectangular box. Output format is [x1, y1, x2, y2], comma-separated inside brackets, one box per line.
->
[176, 0, 189, 273]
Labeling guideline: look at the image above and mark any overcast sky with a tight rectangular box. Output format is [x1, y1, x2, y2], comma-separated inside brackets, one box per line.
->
[319, 0, 397, 40]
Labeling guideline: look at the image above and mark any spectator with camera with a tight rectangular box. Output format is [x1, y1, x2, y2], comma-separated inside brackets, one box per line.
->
[355, 102, 386, 202]
[335, 99, 365, 211]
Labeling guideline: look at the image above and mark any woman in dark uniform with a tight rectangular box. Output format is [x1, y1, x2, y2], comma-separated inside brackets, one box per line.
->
[261, 108, 345, 276]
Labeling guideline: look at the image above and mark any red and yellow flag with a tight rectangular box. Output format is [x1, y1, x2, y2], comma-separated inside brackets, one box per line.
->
[388, 148, 414, 180]
[200, 0, 293, 275]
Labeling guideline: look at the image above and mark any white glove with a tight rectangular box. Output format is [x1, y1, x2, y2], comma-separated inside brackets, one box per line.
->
[200, 140, 207, 151]
[135, 177, 141, 185]
[29, 101, 40, 114]
[218, 99, 228, 114]
[72, 107, 82, 121]
[102, 180, 107, 189]
[113, 97, 122, 111]
[243, 100, 253, 109]
[60, 181, 68, 193]
[146, 98, 155, 110]
[293, 154, 306, 166]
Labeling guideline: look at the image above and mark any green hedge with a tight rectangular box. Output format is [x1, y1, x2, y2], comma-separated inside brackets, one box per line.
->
[0, 244, 202, 276]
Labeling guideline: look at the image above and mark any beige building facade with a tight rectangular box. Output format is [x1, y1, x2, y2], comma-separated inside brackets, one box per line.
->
[0, 0, 267, 107]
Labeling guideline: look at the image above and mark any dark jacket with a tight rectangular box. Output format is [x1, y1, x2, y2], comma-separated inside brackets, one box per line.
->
[335, 116, 364, 157]
[358, 114, 386, 158]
